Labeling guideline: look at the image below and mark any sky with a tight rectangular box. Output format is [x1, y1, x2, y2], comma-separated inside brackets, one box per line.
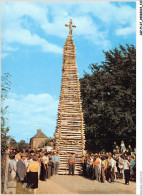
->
[1, 1, 136, 142]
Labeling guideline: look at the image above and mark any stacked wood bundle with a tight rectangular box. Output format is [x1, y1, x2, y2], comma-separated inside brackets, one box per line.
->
[54, 20, 85, 175]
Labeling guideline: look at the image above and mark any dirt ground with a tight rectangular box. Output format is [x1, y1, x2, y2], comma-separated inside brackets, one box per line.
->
[36, 175, 136, 194]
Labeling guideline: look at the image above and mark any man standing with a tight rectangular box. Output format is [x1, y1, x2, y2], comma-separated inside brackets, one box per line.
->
[68, 153, 75, 175]
[43, 152, 49, 179]
[51, 152, 55, 175]
[40, 153, 48, 181]
[16, 153, 27, 183]
[15, 150, 21, 163]
[123, 155, 131, 185]
[48, 157, 53, 178]
[93, 155, 100, 181]
[108, 155, 115, 183]
[54, 152, 60, 175]
[113, 142, 118, 150]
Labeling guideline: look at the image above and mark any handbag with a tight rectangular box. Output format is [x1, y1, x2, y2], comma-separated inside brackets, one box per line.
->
[118, 164, 123, 169]
[11, 170, 16, 179]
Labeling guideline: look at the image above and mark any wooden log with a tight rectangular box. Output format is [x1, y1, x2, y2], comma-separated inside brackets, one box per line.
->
[55, 33, 85, 174]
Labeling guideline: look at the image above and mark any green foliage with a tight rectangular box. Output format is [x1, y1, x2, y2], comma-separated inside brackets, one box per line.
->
[1, 73, 11, 155]
[1, 73, 11, 193]
[17, 140, 29, 151]
[9, 138, 18, 149]
[9, 138, 29, 151]
[80, 45, 136, 152]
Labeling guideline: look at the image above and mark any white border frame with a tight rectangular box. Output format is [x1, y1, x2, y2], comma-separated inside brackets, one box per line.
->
[0, 0, 142, 194]
[136, 0, 143, 195]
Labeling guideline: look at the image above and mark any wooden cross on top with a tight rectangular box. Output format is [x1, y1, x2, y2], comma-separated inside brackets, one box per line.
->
[65, 19, 76, 36]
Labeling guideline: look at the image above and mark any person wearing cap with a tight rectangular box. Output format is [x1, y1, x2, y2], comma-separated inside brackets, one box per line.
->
[68, 153, 75, 175]
[16, 153, 27, 183]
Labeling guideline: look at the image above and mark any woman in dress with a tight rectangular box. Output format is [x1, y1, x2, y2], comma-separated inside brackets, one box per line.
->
[28, 156, 40, 194]
[8, 153, 17, 180]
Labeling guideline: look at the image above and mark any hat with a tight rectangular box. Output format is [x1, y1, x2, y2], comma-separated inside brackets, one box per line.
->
[21, 153, 27, 157]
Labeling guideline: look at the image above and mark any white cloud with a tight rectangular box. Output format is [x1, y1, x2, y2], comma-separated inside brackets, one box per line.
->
[1, 44, 17, 58]
[2, 44, 17, 52]
[2, 2, 62, 55]
[1, 1, 136, 56]
[6, 93, 59, 141]
[73, 2, 136, 37]
[115, 25, 136, 36]
[1, 53, 9, 58]
[42, 2, 136, 37]
[3, 28, 62, 54]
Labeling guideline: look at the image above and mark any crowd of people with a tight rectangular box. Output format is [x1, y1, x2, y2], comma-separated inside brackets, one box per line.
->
[81, 141, 136, 185]
[8, 150, 60, 194]
[8, 140, 136, 193]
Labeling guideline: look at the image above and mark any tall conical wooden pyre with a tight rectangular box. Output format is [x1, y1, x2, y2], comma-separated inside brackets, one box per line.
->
[55, 19, 85, 174]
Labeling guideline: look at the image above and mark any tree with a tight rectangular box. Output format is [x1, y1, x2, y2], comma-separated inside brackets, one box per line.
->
[1, 73, 11, 193]
[1, 73, 11, 155]
[9, 138, 18, 149]
[80, 44, 136, 152]
[18, 140, 29, 151]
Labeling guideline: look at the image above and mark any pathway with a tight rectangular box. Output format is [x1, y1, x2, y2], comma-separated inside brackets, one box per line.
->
[37, 175, 136, 194]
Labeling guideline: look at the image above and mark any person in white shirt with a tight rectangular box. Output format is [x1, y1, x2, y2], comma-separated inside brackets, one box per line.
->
[101, 156, 106, 183]
[24, 157, 29, 168]
[123, 155, 131, 185]
[120, 141, 125, 153]
[119, 155, 124, 179]
[113, 158, 117, 179]
[108, 155, 115, 183]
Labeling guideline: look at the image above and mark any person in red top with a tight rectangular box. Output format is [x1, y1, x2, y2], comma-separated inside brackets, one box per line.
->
[68, 153, 75, 175]
[93, 155, 100, 181]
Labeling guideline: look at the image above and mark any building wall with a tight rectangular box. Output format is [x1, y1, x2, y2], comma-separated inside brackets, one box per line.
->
[30, 138, 48, 149]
